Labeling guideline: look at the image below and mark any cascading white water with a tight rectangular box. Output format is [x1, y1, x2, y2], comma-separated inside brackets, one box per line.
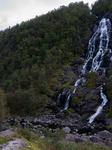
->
[75, 18, 111, 123]
[88, 86, 108, 124]
[91, 19, 111, 72]
[82, 18, 111, 74]
[64, 90, 71, 110]
[57, 18, 111, 119]
[57, 93, 61, 102]
[86, 18, 111, 123]
[73, 77, 86, 93]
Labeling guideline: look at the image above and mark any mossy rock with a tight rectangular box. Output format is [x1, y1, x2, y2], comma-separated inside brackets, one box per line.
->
[63, 108, 75, 116]
[72, 95, 83, 105]
[86, 72, 97, 88]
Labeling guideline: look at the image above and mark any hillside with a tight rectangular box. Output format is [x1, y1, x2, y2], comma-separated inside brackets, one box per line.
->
[0, 1, 95, 115]
[0, 0, 112, 149]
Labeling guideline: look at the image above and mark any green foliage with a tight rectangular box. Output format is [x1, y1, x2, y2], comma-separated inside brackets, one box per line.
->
[6, 89, 40, 115]
[0, 89, 7, 122]
[0, 136, 10, 144]
[87, 72, 97, 88]
[18, 128, 31, 141]
[43, 127, 52, 137]
[107, 65, 112, 97]
[54, 129, 65, 141]
[92, 0, 112, 17]
[108, 104, 112, 118]
[72, 95, 83, 105]
[106, 64, 112, 118]
[63, 108, 75, 116]
[0, 2, 95, 115]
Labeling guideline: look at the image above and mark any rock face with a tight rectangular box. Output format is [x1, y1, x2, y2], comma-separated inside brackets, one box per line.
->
[0, 129, 14, 137]
[0, 138, 28, 150]
[65, 130, 112, 147]
[97, 130, 112, 140]
[3, 15, 112, 148]
[0, 129, 28, 150]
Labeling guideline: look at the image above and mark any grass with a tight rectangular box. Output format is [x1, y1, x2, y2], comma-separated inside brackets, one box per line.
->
[0, 136, 11, 144]
[0, 127, 111, 150]
[46, 54, 79, 97]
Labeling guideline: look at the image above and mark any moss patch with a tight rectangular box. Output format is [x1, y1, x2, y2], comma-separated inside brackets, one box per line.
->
[63, 108, 75, 116]
[72, 95, 83, 105]
[86, 72, 97, 88]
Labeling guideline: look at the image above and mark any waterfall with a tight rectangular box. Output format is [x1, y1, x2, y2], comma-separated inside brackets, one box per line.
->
[86, 18, 111, 123]
[64, 90, 71, 110]
[73, 77, 86, 93]
[88, 86, 108, 124]
[82, 18, 111, 74]
[57, 18, 111, 119]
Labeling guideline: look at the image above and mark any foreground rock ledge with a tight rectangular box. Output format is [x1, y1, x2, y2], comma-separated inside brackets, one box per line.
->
[0, 129, 28, 150]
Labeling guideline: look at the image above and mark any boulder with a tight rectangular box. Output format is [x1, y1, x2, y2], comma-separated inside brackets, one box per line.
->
[39, 135, 45, 139]
[71, 57, 84, 65]
[63, 127, 71, 134]
[66, 134, 75, 141]
[0, 138, 28, 150]
[96, 130, 112, 140]
[0, 129, 14, 137]
[55, 111, 66, 118]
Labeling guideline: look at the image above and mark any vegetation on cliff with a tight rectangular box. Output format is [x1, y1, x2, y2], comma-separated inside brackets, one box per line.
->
[92, 0, 112, 17]
[0, 2, 95, 115]
[0, 0, 112, 118]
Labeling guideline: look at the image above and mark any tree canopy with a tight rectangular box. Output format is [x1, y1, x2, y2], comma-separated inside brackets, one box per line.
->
[0, 2, 96, 115]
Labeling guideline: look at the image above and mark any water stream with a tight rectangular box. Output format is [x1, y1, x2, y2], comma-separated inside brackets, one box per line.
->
[88, 86, 108, 124]
[57, 18, 112, 123]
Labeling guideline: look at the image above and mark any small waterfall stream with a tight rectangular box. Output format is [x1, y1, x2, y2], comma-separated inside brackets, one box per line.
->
[57, 18, 112, 123]
[88, 85, 108, 124]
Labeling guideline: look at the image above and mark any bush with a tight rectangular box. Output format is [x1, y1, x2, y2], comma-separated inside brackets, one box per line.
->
[17, 128, 31, 141]
[0, 89, 7, 122]
[54, 129, 65, 141]
[87, 72, 97, 88]
[43, 128, 52, 137]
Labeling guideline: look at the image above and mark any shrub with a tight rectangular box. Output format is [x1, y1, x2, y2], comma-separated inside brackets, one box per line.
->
[87, 72, 97, 87]
[17, 128, 31, 141]
[54, 129, 65, 141]
[43, 128, 52, 137]
[63, 108, 75, 116]
[0, 89, 7, 122]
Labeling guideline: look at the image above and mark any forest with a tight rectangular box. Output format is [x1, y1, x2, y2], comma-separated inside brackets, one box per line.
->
[0, 0, 112, 118]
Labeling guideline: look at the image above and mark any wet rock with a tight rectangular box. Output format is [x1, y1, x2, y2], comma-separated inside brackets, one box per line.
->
[55, 111, 66, 118]
[71, 57, 84, 65]
[93, 24, 98, 33]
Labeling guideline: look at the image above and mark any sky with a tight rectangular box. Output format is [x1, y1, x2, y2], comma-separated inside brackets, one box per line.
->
[0, 0, 96, 31]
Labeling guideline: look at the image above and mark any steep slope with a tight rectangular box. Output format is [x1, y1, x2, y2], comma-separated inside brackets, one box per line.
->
[0, 2, 95, 116]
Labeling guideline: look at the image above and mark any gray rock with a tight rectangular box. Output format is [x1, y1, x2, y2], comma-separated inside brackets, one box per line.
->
[71, 57, 84, 65]
[1, 138, 28, 150]
[63, 127, 71, 134]
[0, 129, 14, 137]
[96, 130, 112, 140]
[39, 135, 45, 139]
[66, 134, 75, 141]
